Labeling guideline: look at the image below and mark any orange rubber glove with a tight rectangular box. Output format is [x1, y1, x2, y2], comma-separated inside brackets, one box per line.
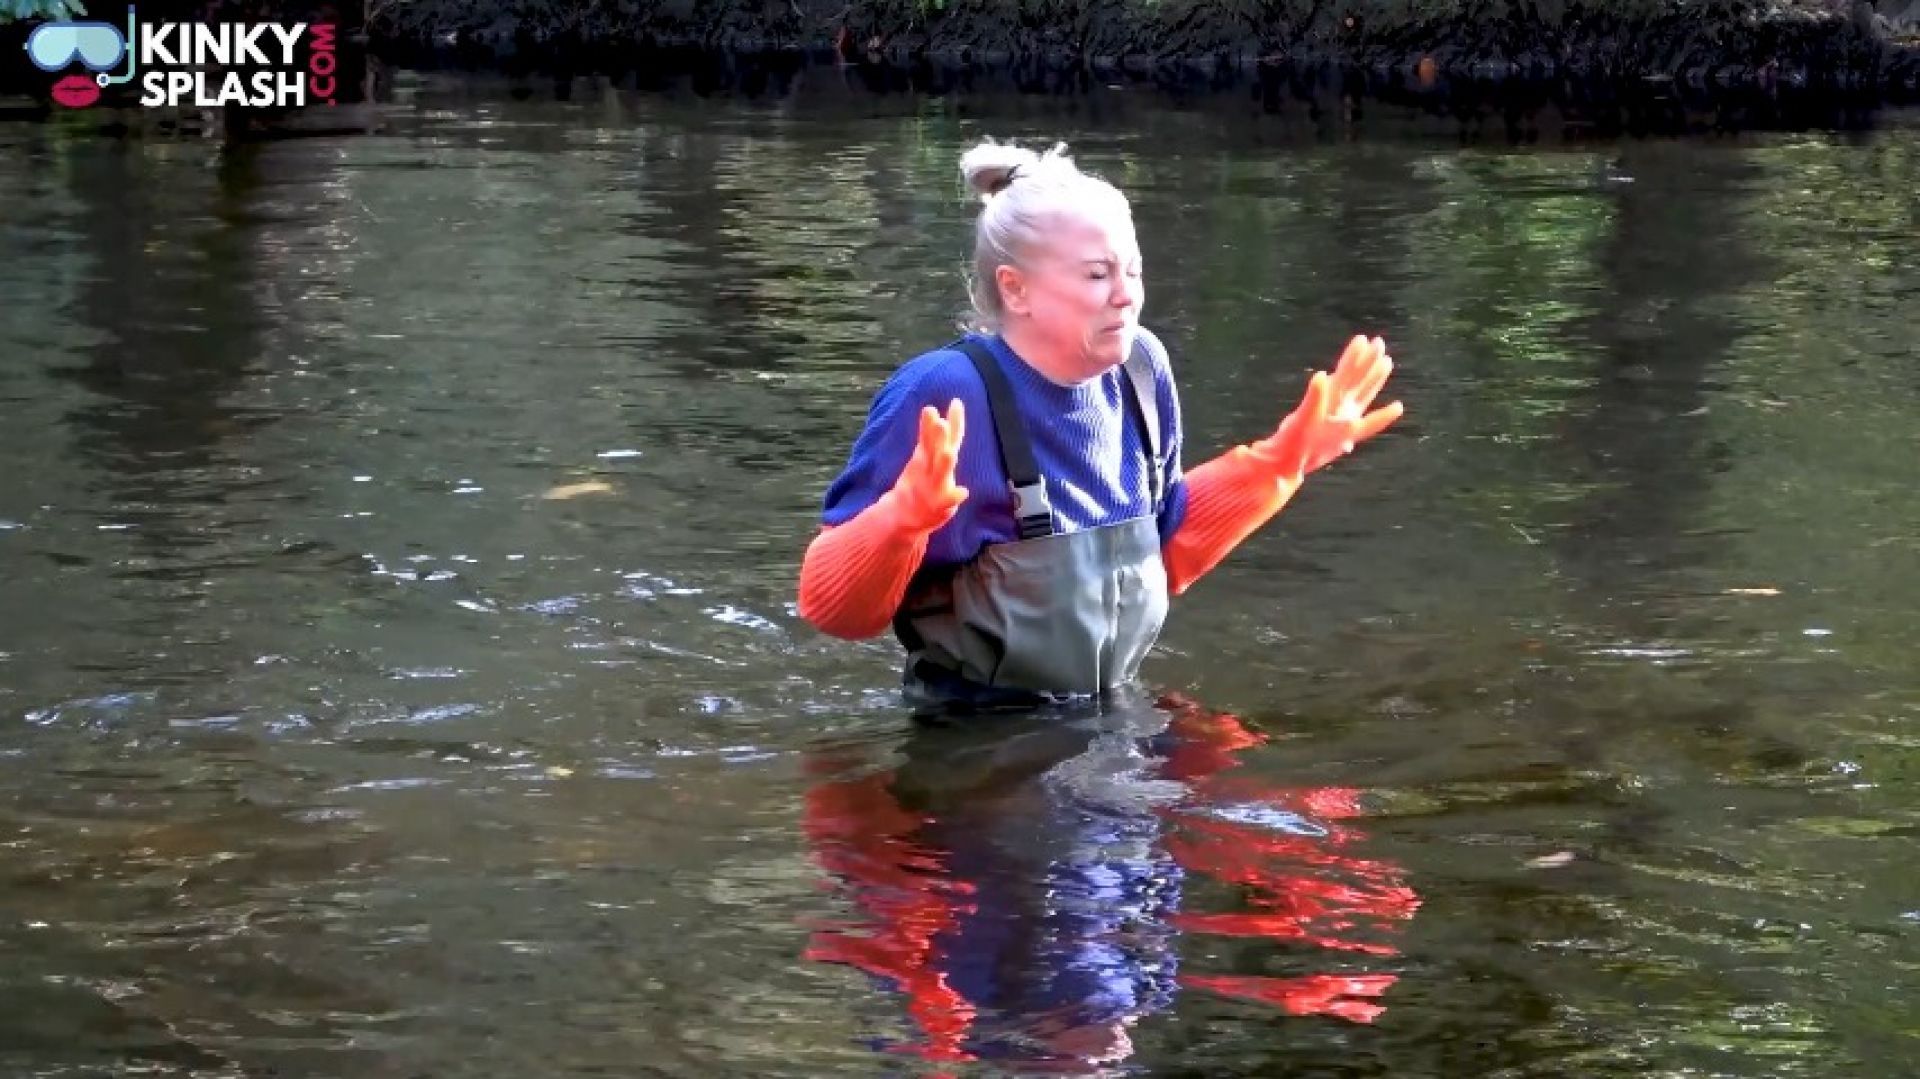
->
[798, 400, 969, 640]
[1163, 336, 1403, 595]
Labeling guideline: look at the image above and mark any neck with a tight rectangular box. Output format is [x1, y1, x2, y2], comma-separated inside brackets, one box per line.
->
[997, 322, 1088, 387]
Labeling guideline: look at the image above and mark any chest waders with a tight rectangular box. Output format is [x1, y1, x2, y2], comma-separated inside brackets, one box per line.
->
[893, 338, 1172, 712]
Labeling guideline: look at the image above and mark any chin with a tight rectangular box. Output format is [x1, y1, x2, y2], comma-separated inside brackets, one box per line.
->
[1090, 335, 1131, 369]
[1074, 353, 1121, 380]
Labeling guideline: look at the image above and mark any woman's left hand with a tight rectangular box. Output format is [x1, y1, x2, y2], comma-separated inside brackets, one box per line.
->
[1248, 335, 1404, 480]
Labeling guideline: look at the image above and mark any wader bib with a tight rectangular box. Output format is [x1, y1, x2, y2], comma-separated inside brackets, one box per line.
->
[893, 337, 1171, 710]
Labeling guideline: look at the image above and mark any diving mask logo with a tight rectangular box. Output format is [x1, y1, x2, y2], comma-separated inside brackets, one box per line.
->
[23, 6, 340, 111]
[24, 13, 130, 108]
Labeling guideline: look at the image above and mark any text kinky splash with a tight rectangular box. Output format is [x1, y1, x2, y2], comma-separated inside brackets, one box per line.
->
[134, 22, 338, 108]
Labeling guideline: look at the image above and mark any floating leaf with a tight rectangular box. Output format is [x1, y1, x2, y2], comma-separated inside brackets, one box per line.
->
[543, 480, 614, 501]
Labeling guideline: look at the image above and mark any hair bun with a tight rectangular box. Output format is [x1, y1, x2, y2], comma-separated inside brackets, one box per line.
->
[960, 140, 1055, 201]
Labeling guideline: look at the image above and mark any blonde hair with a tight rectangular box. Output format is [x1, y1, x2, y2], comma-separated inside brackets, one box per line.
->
[958, 139, 1134, 333]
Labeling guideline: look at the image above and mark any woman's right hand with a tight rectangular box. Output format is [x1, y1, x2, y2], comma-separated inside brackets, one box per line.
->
[886, 399, 969, 533]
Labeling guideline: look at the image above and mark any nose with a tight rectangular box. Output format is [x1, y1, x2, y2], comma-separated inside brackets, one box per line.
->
[1109, 273, 1141, 310]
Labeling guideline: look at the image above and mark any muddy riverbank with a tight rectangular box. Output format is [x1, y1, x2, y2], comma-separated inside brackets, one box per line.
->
[368, 0, 1920, 110]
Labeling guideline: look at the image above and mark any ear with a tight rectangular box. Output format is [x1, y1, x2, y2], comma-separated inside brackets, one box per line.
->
[995, 263, 1029, 318]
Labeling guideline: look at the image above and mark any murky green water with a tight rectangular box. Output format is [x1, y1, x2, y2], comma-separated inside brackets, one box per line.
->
[2, 73, 1917, 1077]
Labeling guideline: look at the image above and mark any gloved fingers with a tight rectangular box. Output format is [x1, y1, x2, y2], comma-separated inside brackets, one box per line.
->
[942, 398, 965, 455]
[915, 404, 943, 459]
[912, 401, 961, 471]
[1349, 348, 1394, 415]
[1301, 369, 1333, 423]
[1330, 334, 1371, 392]
[898, 401, 968, 521]
[935, 399, 964, 478]
[929, 397, 960, 479]
[1352, 400, 1403, 442]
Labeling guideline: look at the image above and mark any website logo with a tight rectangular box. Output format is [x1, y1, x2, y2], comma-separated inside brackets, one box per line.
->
[23, 6, 338, 110]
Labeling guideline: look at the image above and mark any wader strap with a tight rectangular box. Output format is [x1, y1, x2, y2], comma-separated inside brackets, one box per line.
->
[953, 338, 1055, 540]
[1121, 339, 1163, 512]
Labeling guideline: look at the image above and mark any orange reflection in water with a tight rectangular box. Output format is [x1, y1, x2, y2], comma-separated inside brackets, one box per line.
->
[802, 692, 1420, 1068]
[801, 767, 979, 1063]
[1158, 694, 1420, 1025]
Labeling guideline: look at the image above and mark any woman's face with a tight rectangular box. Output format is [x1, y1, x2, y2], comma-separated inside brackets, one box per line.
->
[999, 209, 1144, 382]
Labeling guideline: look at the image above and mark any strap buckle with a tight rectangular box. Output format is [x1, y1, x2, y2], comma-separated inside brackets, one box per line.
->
[1011, 479, 1053, 539]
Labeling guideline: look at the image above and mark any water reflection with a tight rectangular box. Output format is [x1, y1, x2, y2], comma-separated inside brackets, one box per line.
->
[51, 144, 272, 494]
[1552, 142, 1761, 613]
[802, 691, 1418, 1073]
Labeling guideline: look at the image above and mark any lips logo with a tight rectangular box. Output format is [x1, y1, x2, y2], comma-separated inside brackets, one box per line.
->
[23, 13, 133, 109]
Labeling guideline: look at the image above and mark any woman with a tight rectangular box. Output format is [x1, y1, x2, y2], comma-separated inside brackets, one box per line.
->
[798, 139, 1401, 709]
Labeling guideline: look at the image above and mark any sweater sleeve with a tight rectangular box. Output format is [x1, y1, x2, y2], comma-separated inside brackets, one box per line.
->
[797, 496, 940, 640]
[1160, 446, 1300, 596]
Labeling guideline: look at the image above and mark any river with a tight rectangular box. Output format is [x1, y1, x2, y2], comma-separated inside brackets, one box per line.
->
[1, 71, 1916, 1077]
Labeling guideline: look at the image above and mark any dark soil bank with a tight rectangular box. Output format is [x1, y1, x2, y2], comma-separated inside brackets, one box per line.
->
[371, 0, 1920, 106]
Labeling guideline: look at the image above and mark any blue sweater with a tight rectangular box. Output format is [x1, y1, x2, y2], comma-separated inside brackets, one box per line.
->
[821, 330, 1190, 570]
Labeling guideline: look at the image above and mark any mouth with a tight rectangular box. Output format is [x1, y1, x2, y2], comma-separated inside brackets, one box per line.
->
[52, 75, 101, 109]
